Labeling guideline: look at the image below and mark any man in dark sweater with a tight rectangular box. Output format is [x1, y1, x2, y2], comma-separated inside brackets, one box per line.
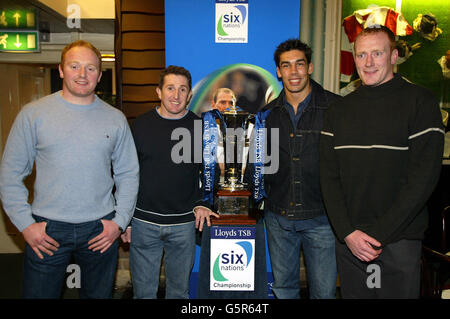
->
[320, 26, 444, 298]
[121, 66, 218, 299]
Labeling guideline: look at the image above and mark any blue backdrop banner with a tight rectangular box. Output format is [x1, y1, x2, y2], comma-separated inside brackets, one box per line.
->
[165, 0, 301, 298]
[165, 0, 300, 115]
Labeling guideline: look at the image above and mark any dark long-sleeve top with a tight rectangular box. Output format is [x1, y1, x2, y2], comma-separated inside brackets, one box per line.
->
[320, 74, 444, 246]
[131, 109, 207, 225]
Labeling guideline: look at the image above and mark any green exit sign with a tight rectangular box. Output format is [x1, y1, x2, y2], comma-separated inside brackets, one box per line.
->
[0, 9, 37, 29]
[0, 31, 39, 52]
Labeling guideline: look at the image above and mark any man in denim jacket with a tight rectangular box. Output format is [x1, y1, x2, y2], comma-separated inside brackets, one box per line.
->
[249, 39, 340, 299]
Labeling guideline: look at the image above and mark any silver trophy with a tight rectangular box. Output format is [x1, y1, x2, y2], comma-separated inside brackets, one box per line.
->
[215, 100, 254, 219]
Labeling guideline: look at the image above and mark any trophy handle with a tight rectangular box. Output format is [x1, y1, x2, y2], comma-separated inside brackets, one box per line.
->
[240, 114, 254, 182]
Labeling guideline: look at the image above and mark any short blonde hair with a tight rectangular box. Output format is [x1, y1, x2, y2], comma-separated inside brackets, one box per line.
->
[354, 25, 396, 53]
[60, 40, 102, 70]
[212, 88, 236, 103]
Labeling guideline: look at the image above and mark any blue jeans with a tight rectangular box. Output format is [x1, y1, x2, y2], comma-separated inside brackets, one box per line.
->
[264, 211, 337, 299]
[22, 212, 118, 299]
[129, 218, 196, 299]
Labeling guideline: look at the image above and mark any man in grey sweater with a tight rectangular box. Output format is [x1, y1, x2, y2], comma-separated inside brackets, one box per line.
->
[0, 40, 139, 298]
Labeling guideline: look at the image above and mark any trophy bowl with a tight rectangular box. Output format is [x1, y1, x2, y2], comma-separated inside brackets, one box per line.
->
[214, 106, 257, 224]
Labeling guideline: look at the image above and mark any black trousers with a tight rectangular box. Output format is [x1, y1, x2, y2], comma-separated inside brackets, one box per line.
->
[335, 238, 421, 299]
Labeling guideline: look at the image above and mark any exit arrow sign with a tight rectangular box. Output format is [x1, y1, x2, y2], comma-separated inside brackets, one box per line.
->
[0, 31, 40, 52]
[0, 9, 37, 29]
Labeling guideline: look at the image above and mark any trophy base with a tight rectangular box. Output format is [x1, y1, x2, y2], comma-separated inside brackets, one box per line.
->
[213, 189, 259, 225]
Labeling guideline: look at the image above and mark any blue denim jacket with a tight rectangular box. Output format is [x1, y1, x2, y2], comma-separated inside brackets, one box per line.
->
[255, 80, 341, 220]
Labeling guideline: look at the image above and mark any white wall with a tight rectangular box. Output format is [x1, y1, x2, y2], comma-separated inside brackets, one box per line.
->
[38, 0, 115, 19]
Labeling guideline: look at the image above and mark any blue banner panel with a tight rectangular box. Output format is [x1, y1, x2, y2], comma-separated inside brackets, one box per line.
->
[167, 0, 300, 299]
[165, 0, 300, 115]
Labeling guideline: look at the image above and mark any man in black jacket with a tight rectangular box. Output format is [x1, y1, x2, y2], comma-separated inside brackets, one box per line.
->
[320, 26, 444, 298]
[249, 39, 340, 298]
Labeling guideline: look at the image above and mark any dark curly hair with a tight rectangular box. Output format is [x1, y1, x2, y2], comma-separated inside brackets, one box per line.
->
[274, 39, 313, 67]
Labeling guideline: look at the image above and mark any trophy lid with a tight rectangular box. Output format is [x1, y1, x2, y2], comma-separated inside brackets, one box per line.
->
[223, 105, 249, 116]
[221, 97, 249, 115]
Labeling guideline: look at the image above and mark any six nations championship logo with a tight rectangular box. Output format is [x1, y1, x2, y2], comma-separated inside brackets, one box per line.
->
[215, 0, 248, 43]
[210, 228, 255, 291]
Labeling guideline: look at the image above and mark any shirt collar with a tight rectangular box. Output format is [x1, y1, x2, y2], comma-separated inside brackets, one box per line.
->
[281, 89, 313, 111]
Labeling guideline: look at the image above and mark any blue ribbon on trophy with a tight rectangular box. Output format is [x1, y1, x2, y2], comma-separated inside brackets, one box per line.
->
[252, 109, 271, 203]
[202, 109, 223, 204]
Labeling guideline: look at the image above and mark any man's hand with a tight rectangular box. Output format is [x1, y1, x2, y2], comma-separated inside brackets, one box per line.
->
[88, 219, 121, 253]
[194, 206, 220, 231]
[22, 222, 59, 260]
[344, 230, 382, 262]
[120, 227, 131, 243]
